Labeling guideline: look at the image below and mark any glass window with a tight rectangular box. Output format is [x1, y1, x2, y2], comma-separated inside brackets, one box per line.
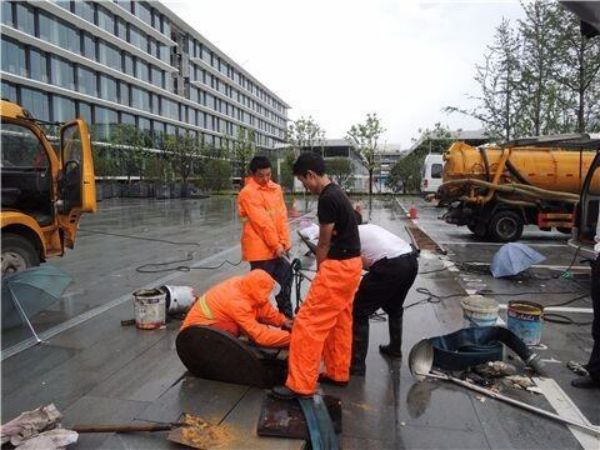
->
[96, 5, 114, 34]
[29, 49, 48, 83]
[116, 0, 132, 12]
[98, 40, 121, 68]
[190, 87, 198, 103]
[52, 95, 76, 122]
[150, 67, 163, 89]
[1, 122, 47, 169]
[162, 98, 177, 120]
[148, 37, 157, 57]
[151, 9, 161, 31]
[150, 93, 160, 115]
[77, 101, 92, 124]
[1, 1, 13, 26]
[1, 81, 17, 103]
[153, 120, 165, 136]
[50, 56, 75, 90]
[121, 112, 135, 125]
[116, 18, 127, 40]
[99, 74, 118, 100]
[74, 1, 95, 23]
[431, 163, 443, 179]
[94, 106, 118, 140]
[162, 18, 171, 38]
[15, 3, 34, 35]
[1, 37, 26, 76]
[123, 54, 134, 76]
[20, 88, 50, 121]
[83, 33, 96, 59]
[158, 44, 169, 63]
[136, 59, 149, 82]
[119, 81, 130, 105]
[129, 25, 146, 51]
[39, 13, 80, 54]
[131, 87, 150, 111]
[77, 66, 96, 96]
[138, 116, 151, 132]
[136, 2, 152, 25]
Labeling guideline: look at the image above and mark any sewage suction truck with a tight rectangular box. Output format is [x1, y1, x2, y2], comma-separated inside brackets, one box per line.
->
[437, 136, 600, 242]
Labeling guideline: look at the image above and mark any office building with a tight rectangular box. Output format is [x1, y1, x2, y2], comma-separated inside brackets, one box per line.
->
[1, 0, 289, 151]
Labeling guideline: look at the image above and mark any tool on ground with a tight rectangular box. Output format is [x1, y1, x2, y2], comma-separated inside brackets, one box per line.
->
[408, 340, 600, 438]
[72, 422, 186, 433]
[73, 414, 231, 449]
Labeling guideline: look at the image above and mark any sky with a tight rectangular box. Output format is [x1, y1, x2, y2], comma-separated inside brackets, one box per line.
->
[163, 0, 527, 148]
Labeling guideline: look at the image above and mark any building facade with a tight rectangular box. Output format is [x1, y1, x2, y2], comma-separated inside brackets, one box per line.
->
[0, 0, 289, 152]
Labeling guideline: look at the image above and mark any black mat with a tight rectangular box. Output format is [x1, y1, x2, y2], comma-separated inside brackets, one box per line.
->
[257, 394, 342, 439]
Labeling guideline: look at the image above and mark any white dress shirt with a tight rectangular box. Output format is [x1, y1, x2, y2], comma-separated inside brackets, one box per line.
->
[358, 224, 413, 267]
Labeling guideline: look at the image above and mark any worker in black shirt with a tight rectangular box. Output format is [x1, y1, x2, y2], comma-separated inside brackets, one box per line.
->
[272, 153, 362, 399]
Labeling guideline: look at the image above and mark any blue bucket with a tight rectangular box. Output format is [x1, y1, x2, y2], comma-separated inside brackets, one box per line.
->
[507, 301, 544, 346]
[460, 296, 499, 327]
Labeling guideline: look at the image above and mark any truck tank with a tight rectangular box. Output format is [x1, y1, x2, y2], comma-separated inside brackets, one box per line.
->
[442, 141, 597, 194]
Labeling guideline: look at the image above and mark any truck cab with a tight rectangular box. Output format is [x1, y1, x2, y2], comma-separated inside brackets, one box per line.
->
[570, 138, 600, 259]
[1, 100, 96, 275]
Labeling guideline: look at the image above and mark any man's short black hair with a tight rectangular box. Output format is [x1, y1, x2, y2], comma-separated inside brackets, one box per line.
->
[249, 156, 271, 173]
[292, 152, 326, 177]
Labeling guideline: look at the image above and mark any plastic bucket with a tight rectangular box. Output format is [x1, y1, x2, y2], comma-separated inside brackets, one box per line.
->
[460, 296, 499, 327]
[161, 285, 196, 315]
[133, 288, 166, 330]
[507, 301, 544, 345]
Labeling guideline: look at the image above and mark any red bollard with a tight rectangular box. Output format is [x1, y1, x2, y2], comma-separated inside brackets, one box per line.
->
[409, 205, 418, 220]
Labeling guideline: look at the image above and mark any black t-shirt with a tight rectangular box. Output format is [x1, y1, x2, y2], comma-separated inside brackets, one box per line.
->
[317, 183, 361, 260]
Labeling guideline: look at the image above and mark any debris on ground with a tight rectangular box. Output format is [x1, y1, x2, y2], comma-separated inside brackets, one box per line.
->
[474, 361, 517, 378]
[566, 360, 589, 377]
[504, 375, 536, 390]
[1, 404, 66, 447]
[17, 429, 78, 450]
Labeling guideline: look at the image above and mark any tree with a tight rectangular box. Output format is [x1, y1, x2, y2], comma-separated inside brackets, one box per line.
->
[110, 124, 147, 183]
[554, 9, 600, 132]
[326, 157, 354, 190]
[198, 144, 232, 193]
[518, 0, 562, 136]
[445, 18, 524, 141]
[167, 133, 203, 190]
[233, 126, 256, 181]
[279, 150, 296, 192]
[346, 113, 385, 196]
[387, 123, 454, 193]
[285, 116, 325, 155]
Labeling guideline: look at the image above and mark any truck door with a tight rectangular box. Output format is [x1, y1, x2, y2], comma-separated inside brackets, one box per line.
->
[57, 119, 96, 248]
[578, 152, 600, 245]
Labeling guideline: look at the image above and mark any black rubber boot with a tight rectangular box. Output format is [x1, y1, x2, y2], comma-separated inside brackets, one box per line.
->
[379, 314, 403, 358]
[350, 317, 370, 376]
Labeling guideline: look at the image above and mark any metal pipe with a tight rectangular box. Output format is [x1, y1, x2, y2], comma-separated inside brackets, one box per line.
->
[420, 371, 600, 438]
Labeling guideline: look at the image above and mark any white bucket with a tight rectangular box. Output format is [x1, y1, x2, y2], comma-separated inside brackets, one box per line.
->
[162, 285, 196, 315]
[133, 288, 166, 330]
[460, 295, 499, 327]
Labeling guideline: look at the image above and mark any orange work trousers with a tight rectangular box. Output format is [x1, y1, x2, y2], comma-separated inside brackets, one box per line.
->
[286, 257, 362, 394]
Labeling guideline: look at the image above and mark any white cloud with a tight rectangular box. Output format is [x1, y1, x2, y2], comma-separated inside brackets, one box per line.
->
[163, 0, 526, 147]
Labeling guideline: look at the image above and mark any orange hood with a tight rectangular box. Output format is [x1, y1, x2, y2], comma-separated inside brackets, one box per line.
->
[240, 269, 276, 306]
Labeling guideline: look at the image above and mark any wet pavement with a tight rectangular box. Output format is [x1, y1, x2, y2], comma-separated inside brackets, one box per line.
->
[2, 195, 599, 449]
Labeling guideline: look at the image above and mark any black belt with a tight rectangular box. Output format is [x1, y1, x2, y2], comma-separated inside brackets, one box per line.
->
[327, 247, 361, 260]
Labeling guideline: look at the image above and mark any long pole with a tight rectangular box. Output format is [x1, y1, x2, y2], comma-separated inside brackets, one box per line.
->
[422, 371, 600, 438]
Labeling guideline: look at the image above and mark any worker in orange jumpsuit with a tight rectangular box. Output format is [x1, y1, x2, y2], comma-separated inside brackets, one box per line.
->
[181, 270, 293, 348]
[272, 153, 362, 399]
[238, 156, 293, 318]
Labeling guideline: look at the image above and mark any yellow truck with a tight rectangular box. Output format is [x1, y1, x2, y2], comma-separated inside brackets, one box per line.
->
[1, 100, 96, 275]
[437, 136, 600, 242]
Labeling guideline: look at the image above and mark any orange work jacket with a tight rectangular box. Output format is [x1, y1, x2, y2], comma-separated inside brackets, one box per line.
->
[181, 269, 290, 347]
[237, 177, 291, 262]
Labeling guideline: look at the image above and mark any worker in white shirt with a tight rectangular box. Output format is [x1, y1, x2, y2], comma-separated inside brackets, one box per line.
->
[350, 223, 418, 376]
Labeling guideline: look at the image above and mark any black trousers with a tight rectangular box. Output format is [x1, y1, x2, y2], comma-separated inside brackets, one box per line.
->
[250, 257, 293, 318]
[588, 255, 600, 380]
[353, 253, 419, 320]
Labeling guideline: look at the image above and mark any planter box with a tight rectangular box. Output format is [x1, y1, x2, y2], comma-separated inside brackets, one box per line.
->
[155, 184, 171, 199]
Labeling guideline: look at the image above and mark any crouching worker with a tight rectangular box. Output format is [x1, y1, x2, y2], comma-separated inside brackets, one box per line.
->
[351, 224, 419, 376]
[181, 270, 293, 348]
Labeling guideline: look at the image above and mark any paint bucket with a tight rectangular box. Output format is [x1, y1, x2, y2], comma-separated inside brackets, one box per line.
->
[132, 288, 166, 330]
[507, 301, 544, 346]
[161, 285, 196, 315]
[460, 296, 499, 327]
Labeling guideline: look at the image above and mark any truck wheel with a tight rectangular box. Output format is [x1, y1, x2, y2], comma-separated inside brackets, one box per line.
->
[467, 223, 488, 239]
[1, 234, 40, 275]
[556, 227, 572, 235]
[487, 210, 524, 242]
